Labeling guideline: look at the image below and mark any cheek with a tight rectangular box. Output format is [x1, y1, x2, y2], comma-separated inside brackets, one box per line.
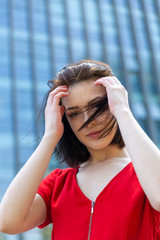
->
[66, 118, 85, 142]
[96, 111, 111, 125]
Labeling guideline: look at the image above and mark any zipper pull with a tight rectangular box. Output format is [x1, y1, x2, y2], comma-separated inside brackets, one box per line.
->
[91, 201, 95, 214]
[88, 202, 95, 240]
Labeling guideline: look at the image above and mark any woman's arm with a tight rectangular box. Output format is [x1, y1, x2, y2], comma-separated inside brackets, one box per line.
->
[115, 108, 160, 211]
[94, 77, 160, 211]
[0, 136, 57, 234]
[0, 86, 68, 234]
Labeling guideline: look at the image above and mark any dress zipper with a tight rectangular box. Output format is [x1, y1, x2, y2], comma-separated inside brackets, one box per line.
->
[88, 201, 95, 240]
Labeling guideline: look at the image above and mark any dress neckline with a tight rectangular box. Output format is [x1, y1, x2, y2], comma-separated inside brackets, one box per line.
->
[74, 162, 132, 203]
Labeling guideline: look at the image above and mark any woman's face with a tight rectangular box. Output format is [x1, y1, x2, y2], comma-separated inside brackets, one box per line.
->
[61, 78, 117, 151]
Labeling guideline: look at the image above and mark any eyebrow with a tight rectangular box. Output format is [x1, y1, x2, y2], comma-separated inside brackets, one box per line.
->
[66, 96, 103, 111]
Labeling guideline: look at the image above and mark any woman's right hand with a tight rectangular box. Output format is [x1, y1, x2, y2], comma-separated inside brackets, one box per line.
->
[0, 85, 69, 234]
[44, 85, 68, 140]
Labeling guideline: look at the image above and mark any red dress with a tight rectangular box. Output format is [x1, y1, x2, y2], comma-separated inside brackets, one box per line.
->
[37, 162, 160, 239]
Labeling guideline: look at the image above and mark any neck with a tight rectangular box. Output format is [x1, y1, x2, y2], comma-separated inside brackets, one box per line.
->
[87, 146, 130, 164]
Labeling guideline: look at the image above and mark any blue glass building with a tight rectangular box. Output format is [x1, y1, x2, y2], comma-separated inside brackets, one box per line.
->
[0, 0, 160, 239]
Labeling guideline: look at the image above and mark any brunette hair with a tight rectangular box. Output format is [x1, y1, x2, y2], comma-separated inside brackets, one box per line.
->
[47, 60, 125, 168]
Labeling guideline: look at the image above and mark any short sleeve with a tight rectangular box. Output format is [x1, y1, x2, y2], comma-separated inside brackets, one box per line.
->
[37, 168, 62, 228]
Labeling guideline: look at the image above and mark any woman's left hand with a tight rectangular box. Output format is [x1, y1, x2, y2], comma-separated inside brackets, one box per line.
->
[94, 77, 130, 118]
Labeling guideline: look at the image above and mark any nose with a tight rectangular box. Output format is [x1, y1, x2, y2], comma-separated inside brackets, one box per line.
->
[83, 111, 96, 127]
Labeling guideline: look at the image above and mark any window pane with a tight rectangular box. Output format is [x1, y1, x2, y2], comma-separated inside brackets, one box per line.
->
[0, 5, 9, 27]
[128, 72, 142, 94]
[66, 0, 82, 19]
[32, 12, 47, 33]
[13, 9, 28, 31]
[12, 0, 27, 9]
[31, 0, 46, 11]
[15, 57, 31, 80]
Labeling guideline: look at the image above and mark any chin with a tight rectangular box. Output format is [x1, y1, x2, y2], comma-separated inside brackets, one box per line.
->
[84, 138, 112, 151]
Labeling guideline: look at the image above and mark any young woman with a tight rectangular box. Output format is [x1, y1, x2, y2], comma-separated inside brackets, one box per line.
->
[0, 60, 160, 239]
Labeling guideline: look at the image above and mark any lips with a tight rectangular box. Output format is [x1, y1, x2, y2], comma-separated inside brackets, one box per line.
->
[87, 130, 102, 139]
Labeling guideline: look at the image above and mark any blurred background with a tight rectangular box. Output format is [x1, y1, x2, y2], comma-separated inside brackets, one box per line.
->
[0, 0, 160, 239]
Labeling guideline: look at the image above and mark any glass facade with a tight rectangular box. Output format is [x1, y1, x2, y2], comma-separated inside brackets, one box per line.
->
[0, 0, 160, 239]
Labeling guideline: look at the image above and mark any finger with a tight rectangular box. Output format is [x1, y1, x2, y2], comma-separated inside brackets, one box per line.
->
[94, 78, 113, 88]
[53, 92, 68, 107]
[105, 77, 125, 89]
[95, 77, 120, 86]
[50, 86, 68, 97]
[47, 86, 68, 106]
[109, 77, 122, 86]
[113, 77, 122, 86]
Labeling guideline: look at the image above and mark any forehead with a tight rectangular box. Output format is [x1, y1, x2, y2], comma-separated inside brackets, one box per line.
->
[62, 78, 106, 108]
